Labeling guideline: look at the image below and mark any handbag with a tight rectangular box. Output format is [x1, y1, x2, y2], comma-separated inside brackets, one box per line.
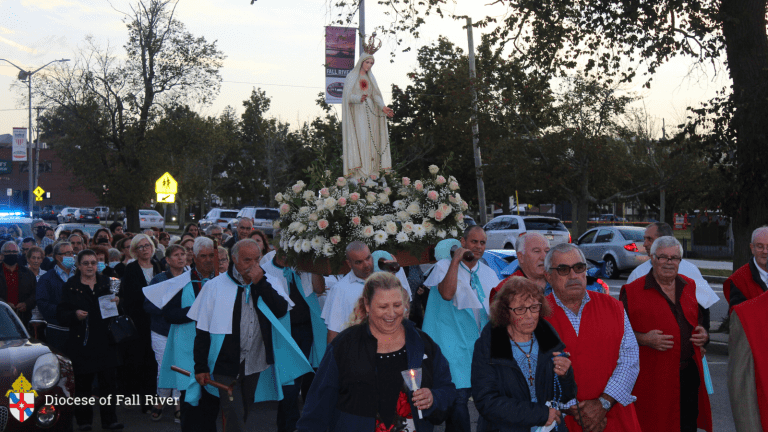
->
[108, 315, 138, 344]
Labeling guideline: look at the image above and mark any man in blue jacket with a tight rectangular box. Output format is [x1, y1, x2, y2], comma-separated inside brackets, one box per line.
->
[35, 241, 74, 352]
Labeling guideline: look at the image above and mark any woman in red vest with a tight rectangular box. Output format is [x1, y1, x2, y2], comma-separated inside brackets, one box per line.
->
[620, 236, 712, 432]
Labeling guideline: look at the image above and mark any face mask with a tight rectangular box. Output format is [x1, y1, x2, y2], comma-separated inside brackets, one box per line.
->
[61, 256, 75, 269]
[97, 262, 106, 272]
[109, 261, 119, 268]
[36, 227, 47, 238]
[3, 254, 18, 266]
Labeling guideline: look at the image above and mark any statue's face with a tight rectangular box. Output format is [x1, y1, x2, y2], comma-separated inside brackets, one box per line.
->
[362, 58, 374, 73]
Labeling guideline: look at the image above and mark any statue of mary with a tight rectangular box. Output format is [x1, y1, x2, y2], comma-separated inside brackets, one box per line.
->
[342, 34, 394, 179]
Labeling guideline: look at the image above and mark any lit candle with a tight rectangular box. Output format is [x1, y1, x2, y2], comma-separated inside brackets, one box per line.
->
[409, 369, 423, 419]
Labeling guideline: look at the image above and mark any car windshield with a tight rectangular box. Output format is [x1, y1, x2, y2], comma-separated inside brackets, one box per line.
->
[220, 211, 238, 219]
[254, 209, 279, 220]
[618, 229, 644, 241]
[80, 209, 96, 215]
[0, 222, 33, 237]
[140, 210, 160, 216]
[524, 218, 568, 232]
[0, 305, 27, 340]
[56, 224, 103, 237]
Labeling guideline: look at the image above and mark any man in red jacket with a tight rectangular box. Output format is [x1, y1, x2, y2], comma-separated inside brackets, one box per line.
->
[489, 233, 550, 303]
[725, 226, 768, 312]
[729, 291, 768, 431]
[543, 243, 641, 432]
[620, 236, 711, 432]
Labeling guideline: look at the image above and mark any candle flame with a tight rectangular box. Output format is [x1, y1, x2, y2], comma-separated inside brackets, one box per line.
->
[410, 370, 415, 377]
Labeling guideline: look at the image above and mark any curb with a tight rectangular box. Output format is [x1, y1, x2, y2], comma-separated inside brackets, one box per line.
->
[702, 275, 727, 284]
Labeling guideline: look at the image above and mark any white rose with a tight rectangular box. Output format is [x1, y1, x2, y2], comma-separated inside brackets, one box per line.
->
[299, 206, 310, 214]
[293, 241, 302, 253]
[303, 190, 315, 200]
[309, 213, 318, 222]
[325, 197, 336, 210]
[406, 202, 420, 215]
[450, 228, 458, 237]
[377, 193, 389, 204]
[423, 220, 434, 232]
[437, 230, 447, 239]
[275, 192, 284, 202]
[385, 221, 398, 235]
[362, 226, 375, 237]
[449, 181, 459, 191]
[428, 165, 439, 175]
[393, 200, 405, 210]
[403, 222, 414, 233]
[397, 211, 410, 221]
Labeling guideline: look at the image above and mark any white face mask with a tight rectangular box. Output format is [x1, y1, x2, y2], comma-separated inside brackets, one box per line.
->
[108, 261, 119, 268]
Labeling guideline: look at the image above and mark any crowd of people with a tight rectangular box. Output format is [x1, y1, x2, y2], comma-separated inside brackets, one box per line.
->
[0, 217, 766, 432]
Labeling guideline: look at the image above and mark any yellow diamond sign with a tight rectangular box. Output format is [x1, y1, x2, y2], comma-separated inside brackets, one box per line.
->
[155, 172, 177, 194]
[33, 186, 45, 197]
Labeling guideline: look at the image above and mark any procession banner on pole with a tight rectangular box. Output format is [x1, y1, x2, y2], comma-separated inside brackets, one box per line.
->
[325, 26, 356, 104]
[12, 128, 28, 162]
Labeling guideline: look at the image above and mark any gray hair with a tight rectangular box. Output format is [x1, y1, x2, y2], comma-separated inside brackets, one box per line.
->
[129, 234, 155, 258]
[231, 239, 260, 262]
[544, 243, 586, 272]
[1, 241, 18, 253]
[193, 236, 215, 256]
[108, 247, 121, 261]
[516, 232, 549, 253]
[68, 233, 83, 243]
[345, 240, 369, 260]
[205, 225, 223, 235]
[646, 222, 674, 238]
[53, 242, 72, 257]
[650, 235, 683, 257]
[237, 218, 253, 229]
[752, 226, 768, 243]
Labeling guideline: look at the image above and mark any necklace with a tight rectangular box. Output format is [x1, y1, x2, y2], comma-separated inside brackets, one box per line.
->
[512, 335, 535, 387]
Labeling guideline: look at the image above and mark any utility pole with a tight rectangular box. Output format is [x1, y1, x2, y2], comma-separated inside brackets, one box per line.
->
[660, 118, 666, 223]
[34, 106, 43, 190]
[359, 0, 366, 55]
[466, 18, 488, 225]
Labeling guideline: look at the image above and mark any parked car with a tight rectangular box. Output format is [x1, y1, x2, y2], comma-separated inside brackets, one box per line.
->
[199, 208, 240, 229]
[32, 205, 43, 219]
[484, 215, 571, 250]
[236, 207, 280, 236]
[73, 208, 100, 224]
[123, 209, 165, 230]
[41, 205, 65, 221]
[463, 215, 477, 227]
[94, 206, 110, 220]
[0, 212, 35, 239]
[0, 301, 75, 431]
[575, 226, 650, 279]
[53, 223, 104, 241]
[56, 207, 79, 224]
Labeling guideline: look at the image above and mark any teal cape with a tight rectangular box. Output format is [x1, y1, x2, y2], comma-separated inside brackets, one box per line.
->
[158, 280, 197, 390]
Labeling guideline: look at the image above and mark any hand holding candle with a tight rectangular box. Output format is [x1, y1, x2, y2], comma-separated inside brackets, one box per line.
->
[402, 368, 426, 419]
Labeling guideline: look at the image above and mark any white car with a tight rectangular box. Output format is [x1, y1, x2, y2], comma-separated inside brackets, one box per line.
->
[124, 209, 165, 229]
[57, 207, 79, 224]
[484, 215, 571, 250]
[199, 208, 240, 229]
[236, 207, 280, 236]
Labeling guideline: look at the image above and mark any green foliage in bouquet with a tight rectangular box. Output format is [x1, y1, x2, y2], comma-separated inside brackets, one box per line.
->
[274, 166, 469, 273]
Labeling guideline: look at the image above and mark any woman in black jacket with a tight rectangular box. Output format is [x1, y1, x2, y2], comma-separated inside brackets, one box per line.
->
[118, 234, 162, 413]
[57, 249, 123, 431]
[472, 277, 576, 432]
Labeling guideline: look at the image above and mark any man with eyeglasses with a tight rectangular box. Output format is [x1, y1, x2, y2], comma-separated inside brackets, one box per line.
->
[205, 225, 224, 243]
[620, 236, 711, 432]
[724, 226, 768, 312]
[35, 242, 76, 351]
[543, 243, 642, 432]
[422, 226, 500, 432]
[627, 222, 719, 311]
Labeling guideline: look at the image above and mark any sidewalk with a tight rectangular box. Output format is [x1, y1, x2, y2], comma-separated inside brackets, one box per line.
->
[688, 258, 733, 271]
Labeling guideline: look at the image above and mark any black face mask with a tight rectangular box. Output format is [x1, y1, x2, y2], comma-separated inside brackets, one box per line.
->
[3, 254, 19, 266]
[36, 227, 46, 238]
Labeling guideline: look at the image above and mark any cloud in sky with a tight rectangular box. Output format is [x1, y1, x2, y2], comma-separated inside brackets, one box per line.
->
[0, 35, 38, 55]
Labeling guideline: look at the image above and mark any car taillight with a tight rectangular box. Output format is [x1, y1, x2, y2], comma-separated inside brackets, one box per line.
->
[624, 243, 638, 252]
[217, 219, 226, 223]
[80, 215, 84, 219]
[518, 232, 526, 237]
[141, 218, 146, 221]
[159, 218, 164, 222]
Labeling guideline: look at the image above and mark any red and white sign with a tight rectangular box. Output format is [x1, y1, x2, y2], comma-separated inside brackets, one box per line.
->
[9, 392, 35, 422]
[12, 128, 28, 162]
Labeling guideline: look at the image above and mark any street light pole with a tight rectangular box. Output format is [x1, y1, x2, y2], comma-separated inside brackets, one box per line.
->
[0, 58, 69, 215]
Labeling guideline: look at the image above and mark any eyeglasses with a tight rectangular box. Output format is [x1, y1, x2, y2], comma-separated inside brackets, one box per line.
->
[81, 261, 98, 266]
[550, 262, 587, 276]
[508, 304, 543, 316]
[753, 244, 768, 252]
[218, 258, 228, 264]
[56, 251, 74, 256]
[654, 255, 681, 263]
[136, 244, 152, 251]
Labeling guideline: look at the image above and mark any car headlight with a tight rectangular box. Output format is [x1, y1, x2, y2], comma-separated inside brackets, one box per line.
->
[32, 353, 60, 390]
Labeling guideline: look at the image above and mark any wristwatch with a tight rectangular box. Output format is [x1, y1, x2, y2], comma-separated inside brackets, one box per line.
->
[598, 396, 612, 411]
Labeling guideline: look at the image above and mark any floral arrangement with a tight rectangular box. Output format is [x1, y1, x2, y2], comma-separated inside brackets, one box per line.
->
[274, 165, 469, 273]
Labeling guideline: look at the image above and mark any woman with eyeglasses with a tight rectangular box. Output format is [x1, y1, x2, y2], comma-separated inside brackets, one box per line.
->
[119, 234, 162, 415]
[57, 249, 123, 430]
[471, 277, 575, 432]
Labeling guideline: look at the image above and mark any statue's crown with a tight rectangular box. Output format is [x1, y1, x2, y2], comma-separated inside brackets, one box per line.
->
[362, 32, 381, 55]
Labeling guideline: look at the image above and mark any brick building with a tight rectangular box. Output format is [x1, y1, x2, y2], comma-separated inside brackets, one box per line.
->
[0, 134, 99, 209]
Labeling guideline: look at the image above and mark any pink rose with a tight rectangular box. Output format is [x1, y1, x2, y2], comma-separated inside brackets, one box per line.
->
[320, 188, 330, 198]
[415, 180, 423, 191]
[318, 219, 329, 230]
[279, 203, 290, 215]
[338, 197, 347, 207]
[331, 235, 341, 245]
[352, 216, 361, 226]
[449, 181, 459, 191]
[384, 187, 392, 195]
[427, 191, 439, 201]
[370, 174, 378, 181]
[402, 177, 411, 186]
[350, 192, 360, 202]
[436, 175, 446, 185]
[336, 177, 347, 187]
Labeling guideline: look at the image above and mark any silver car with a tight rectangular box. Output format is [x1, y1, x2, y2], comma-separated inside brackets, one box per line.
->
[575, 226, 650, 279]
[484, 215, 571, 250]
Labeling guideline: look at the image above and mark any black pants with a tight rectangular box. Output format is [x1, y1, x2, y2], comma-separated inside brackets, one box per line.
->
[277, 323, 314, 432]
[680, 359, 701, 432]
[73, 368, 118, 427]
[179, 389, 220, 432]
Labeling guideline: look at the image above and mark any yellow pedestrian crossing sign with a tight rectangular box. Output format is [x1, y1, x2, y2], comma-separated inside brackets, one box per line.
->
[157, 193, 175, 204]
[33, 187, 45, 197]
[155, 172, 177, 194]
[35, 197, 42, 201]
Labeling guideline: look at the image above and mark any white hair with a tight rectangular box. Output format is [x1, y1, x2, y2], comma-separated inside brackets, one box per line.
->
[193, 236, 215, 256]
[650, 236, 683, 257]
[231, 239, 260, 262]
[205, 225, 223, 235]
[544, 243, 586, 272]
[516, 232, 549, 254]
[752, 226, 768, 244]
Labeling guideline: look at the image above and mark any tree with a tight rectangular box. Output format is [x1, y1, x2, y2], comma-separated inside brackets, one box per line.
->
[37, 0, 224, 231]
[324, 0, 766, 267]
